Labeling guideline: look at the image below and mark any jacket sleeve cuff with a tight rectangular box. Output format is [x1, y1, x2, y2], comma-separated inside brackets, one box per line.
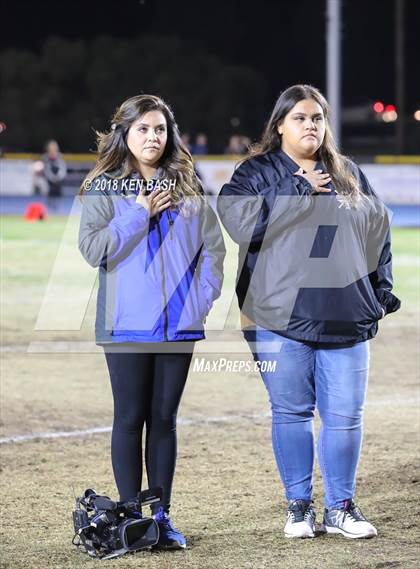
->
[375, 289, 401, 315]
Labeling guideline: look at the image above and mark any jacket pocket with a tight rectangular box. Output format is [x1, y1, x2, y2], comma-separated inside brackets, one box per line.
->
[361, 285, 384, 321]
[176, 279, 207, 331]
[197, 282, 209, 316]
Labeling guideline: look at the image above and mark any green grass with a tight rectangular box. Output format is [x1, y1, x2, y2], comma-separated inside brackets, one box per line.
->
[388, 229, 419, 306]
[0, 215, 68, 241]
[390, 228, 420, 257]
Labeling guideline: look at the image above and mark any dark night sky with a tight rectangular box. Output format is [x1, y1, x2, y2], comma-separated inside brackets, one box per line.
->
[3, 0, 420, 110]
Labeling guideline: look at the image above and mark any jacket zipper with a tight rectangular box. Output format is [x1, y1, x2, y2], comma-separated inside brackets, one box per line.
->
[156, 216, 169, 341]
[167, 210, 173, 240]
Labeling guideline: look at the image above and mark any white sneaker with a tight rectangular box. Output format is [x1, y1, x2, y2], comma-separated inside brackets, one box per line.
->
[284, 500, 316, 538]
[321, 500, 377, 539]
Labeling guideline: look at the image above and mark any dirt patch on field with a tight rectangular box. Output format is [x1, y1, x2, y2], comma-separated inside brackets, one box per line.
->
[1, 316, 419, 569]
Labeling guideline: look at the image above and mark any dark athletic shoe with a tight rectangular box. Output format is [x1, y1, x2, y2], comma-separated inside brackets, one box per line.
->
[284, 499, 316, 538]
[321, 499, 377, 539]
[153, 507, 187, 550]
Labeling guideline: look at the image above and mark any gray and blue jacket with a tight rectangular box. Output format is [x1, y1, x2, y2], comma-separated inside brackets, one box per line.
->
[79, 171, 225, 344]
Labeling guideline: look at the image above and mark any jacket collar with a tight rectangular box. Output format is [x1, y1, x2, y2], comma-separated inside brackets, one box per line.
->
[266, 148, 336, 193]
[106, 165, 165, 180]
[130, 166, 165, 180]
[269, 148, 323, 176]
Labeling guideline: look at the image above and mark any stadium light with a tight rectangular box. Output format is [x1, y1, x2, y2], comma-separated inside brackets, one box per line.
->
[382, 110, 398, 122]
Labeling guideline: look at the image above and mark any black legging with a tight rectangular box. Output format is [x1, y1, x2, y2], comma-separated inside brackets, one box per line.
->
[104, 349, 193, 512]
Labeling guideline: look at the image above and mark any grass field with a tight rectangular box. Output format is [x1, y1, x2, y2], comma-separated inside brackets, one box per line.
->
[1, 216, 419, 569]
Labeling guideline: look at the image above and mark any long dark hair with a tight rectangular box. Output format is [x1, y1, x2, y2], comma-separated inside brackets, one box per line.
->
[248, 84, 362, 206]
[81, 94, 202, 213]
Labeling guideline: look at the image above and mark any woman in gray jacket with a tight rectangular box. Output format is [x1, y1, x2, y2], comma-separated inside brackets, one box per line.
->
[79, 94, 225, 550]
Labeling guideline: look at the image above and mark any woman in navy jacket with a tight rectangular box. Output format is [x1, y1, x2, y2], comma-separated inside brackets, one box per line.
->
[218, 85, 400, 540]
[79, 94, 225, 549]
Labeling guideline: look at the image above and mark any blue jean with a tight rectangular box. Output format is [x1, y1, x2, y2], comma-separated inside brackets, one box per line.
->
[245, 327, 370, 509]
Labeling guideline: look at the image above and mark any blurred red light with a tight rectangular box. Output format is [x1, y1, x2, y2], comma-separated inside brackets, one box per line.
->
[373, 101, 385, 113]
[385, 104, 396, 112]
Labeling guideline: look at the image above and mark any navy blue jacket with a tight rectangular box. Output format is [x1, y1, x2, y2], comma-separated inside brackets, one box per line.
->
[217, 149, 400, 344]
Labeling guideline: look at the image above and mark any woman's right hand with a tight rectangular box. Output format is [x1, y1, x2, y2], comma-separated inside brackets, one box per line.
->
[294, 168, 332, 193]
[136, 189, 171, 217]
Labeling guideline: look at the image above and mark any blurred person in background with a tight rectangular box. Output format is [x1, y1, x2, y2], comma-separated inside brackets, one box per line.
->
[180, 132, 192, 152]
[218, 84, 400, 540]
[78, 94, 225, 550]
[224, 134, 250, 155]
[240, 136, 251, 153]
[191, 132, 208, 155]
[41, 139, 67, 209]
[181, 132, 206, 194]
[32, 160, 48, 196]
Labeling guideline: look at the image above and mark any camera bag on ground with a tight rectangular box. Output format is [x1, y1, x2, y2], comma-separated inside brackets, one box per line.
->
[72, 487, 162, 560]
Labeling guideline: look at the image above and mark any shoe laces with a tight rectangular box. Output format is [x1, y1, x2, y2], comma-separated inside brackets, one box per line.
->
[288, 500, 312, 523]
[154, 507, 176, 531]
[304, 504, 315, 523]
[339, 500, 366, 523]
[346, 500, 366, 522]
